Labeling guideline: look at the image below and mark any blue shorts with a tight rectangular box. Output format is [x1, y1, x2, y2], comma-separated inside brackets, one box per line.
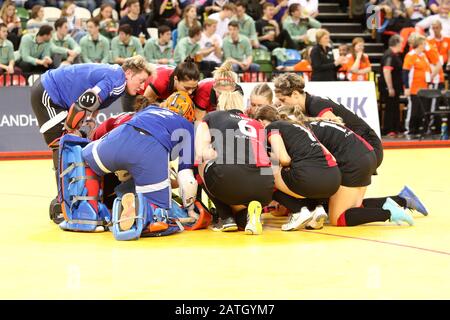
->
[82, 124, 171, 209]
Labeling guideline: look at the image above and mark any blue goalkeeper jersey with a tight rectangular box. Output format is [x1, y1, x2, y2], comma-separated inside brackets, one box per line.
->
[40, 63, 126, 110]
[125, 105, 195, 171]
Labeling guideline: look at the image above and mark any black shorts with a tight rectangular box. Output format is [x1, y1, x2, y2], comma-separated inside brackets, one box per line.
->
[30, 78, 66, 145]
[203, 162, 274, 206]
[340, 151, 378, 187]
[363, 131, 383, 169]
[281, 164, 341, 199]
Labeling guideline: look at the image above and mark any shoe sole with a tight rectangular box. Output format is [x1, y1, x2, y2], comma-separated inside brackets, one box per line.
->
[305, 213, 327, 230]
[282, 216, 313, 231]
[245, 201, 263, 235]
[119, 193, 136, 231]
[221, 222, 238, 232]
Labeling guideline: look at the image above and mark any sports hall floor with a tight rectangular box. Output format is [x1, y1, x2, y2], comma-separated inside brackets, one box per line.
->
[0, 148, 449, 300]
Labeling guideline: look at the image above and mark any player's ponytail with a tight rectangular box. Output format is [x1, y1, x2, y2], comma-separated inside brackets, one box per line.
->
[217, 91, 244, 111]
[213, 60, 238, 89]
[173, 56, 201, 82]
[254, 105, 280, 123]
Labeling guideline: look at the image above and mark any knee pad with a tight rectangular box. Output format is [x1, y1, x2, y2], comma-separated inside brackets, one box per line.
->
[112, 193, 183, 241]
[58, 134, 111, 232]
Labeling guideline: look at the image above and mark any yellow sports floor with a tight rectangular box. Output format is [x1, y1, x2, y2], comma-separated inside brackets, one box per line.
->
[0, 148, 449, 300]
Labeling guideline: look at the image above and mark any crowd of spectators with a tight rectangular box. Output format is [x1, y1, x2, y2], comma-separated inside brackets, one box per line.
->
[0, 0, 449, 136]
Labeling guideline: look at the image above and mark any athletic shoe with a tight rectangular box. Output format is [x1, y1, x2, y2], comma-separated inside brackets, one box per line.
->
[398, 185, 429, 216]
[305, 205, 328, 230]
[119, 193, 137, 231]
[383, 197, 414, 226]
[281, 207, 313, 231]
[245, 201, 263, 235]
[212, 216, 238, 232]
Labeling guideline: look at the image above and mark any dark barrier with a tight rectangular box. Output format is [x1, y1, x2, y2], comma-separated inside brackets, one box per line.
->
[0, 87, 122, 153]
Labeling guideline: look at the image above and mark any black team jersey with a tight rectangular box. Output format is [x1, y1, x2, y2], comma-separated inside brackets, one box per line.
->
[308, 120, 374, 163]
[265, 120, 337, 168]
[304, 93, 378, 139]
[203, 110, 271, 167]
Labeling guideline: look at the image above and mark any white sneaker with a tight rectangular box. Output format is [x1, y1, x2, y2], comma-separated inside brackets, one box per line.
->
[281, 207, 313, 231]
[306, 205, 328, 230]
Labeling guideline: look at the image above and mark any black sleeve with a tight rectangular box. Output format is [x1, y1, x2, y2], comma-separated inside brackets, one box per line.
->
[140, 16, 150, 38]
[306, 96, 335, 117]
[119, 16, 128, 26]
[255, 20, 263, 36]
[310, 46, 337, 72]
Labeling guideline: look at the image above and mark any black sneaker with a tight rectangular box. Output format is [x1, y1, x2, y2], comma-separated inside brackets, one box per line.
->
[212, 216, 238, 232]
[49, 197, 64, 225]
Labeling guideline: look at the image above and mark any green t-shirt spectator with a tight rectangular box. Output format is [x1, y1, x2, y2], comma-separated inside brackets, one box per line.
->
[177, 19, 201, 41]
[143, 38, 174, 64]
[50, 33, 81, 59]
[222, 34, 252, 62]
[111, 35, 143, 62]
[0, 38, 15, 65]
[232, 14, 258, 42]
[282, 16, 321, 41]
[79, 34, 111, 64]
[19, 33, 52, 66]
[173, 37, 200, 64]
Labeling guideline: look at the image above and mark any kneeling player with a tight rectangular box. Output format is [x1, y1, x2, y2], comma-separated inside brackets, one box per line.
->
[195, 91, 274, 235]
[82, 105, 197, 240]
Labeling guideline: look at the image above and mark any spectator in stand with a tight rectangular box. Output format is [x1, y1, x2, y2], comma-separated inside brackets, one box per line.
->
[95, 3, 119, 40]
[0, 22, 20, 76]
[337, 43, 349, 80]
[143, 24, 175, 65]
[379, 0, 412, 33]
[152, 0, 182, 29]
[403, 34, 432, 135]
[290, 0, 319, 18]
[0, 1, 21, 50]
[404, 0, 429, 25]
[416, 0, 450, 37]
[119, 0, 150, 44]
[17, 25, 53, 74]
[60, 1, 86, 43]
[208, 3, 236, 39]
[428, 0, 443, 14]
[71, 0, 96, 13]
[244, 0, 263, 21]
[24, 0, 46, 10]
[342, 37, 372, 81]
[50, 17, 81, 67]
[198, 18, 223, 77]
[276, 46, 313, 81]
[223, 20, 260, 73]
[27, 5, 49, 35]
[177, 4, 202, 41]
[232, 1, 259, 48]
[310, 28, 347, 81]
[111, 24, 144, 65]
[427, 20, 450, 76]
[256, 2, 297, 51]
[79, 18, 111, 64]
[267, 0, 289, 24]
[283, 3, 321, 50]
[174, 25, 216, 64]
[380, 34, 403, 137]
[204, 0, 229, 16]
